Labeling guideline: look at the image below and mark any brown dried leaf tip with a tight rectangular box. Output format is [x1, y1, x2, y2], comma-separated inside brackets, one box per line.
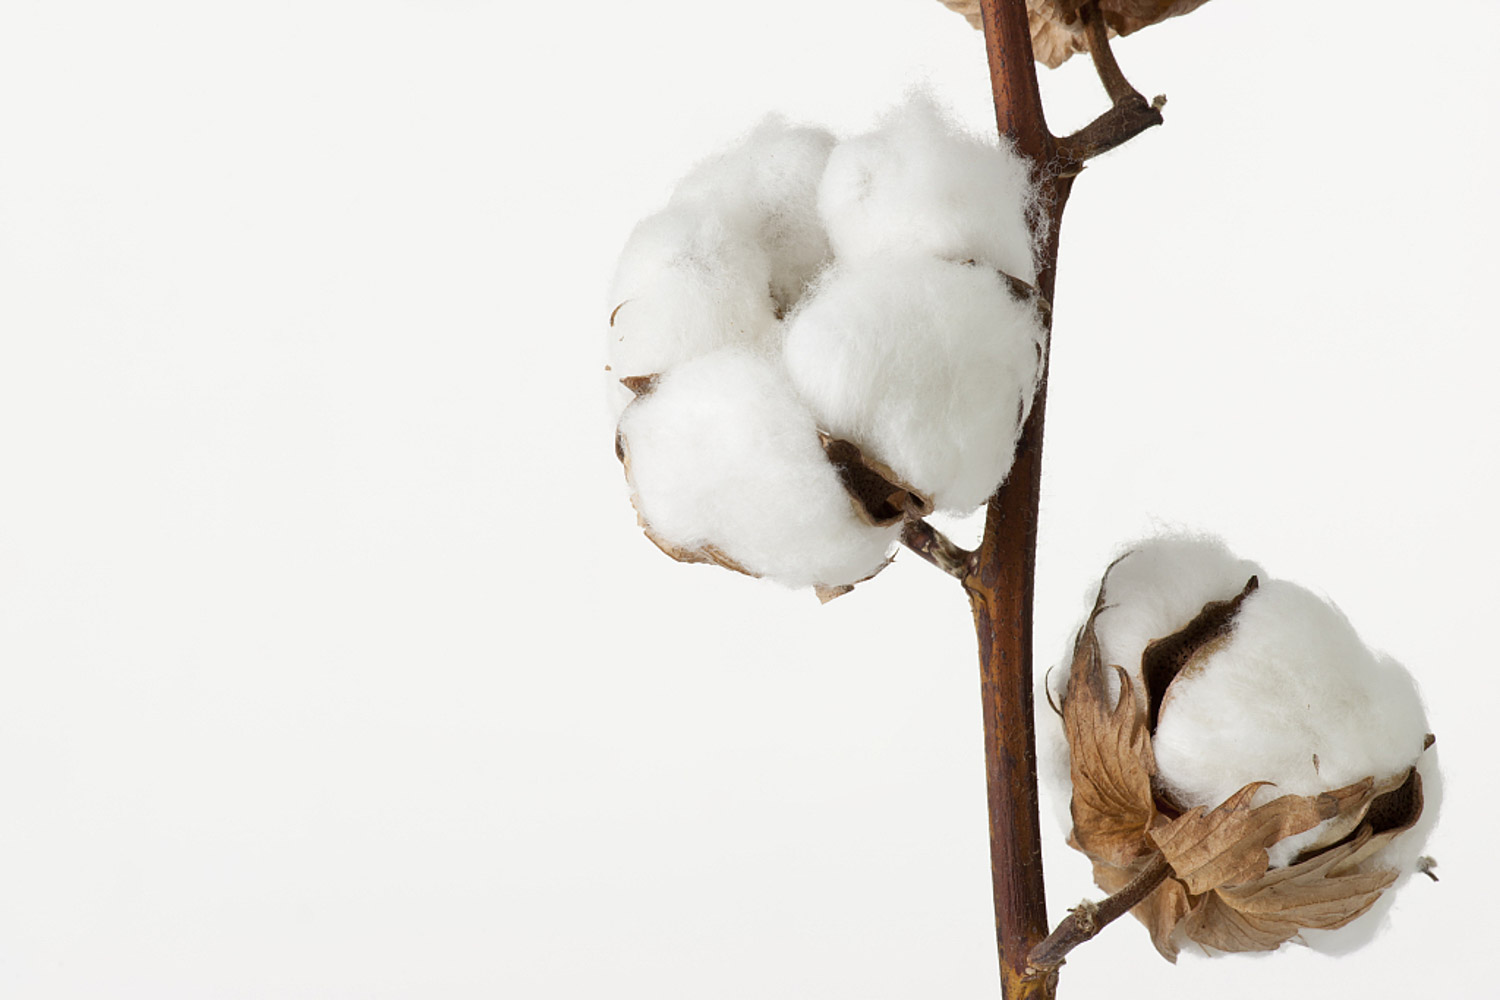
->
[935, 0, 1214, 69]
[1061, 574, 1428, 960]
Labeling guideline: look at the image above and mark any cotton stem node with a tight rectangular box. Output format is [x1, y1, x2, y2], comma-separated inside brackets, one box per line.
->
[1027, 852, 1172, 972]
[900, 518, 975, 581]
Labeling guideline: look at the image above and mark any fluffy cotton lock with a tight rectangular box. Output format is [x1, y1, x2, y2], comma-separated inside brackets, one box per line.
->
[818, 93, 1041, 284]
[606, 208, 780, 416]
[783, 255, 1046, 513]
[1055, 535, 1437, 959]
[617, 349, 901, 590]
[669, 116, 836, 315]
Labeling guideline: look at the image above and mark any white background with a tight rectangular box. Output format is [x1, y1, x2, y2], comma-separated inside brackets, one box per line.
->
[1, 0, 1493, 996]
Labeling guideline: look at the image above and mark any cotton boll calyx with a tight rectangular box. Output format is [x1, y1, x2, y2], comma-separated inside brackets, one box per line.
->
[606, 208, 780, 416]
[1057, 536, 1436, 960]
[616, 349, 900, 592]
[670, 116, 836, 316]
[784, 256, 1046, 513]
[818, 94, 1041, 284]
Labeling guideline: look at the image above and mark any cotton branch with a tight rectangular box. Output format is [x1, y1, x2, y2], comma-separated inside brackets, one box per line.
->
[1027, 852, 1172, 972]
[900, 519, 974, 580]
[1055, 4, 1165, 172]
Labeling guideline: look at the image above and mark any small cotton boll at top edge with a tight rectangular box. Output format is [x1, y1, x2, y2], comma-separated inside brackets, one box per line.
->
[606, 207, 780, 416]
[1150, 578, 1431, 866]
[818, 93, 1041, 284]
[670, 116, 836, 316]
[617, 349, 900, 590]
[784, 255, 1046, 514]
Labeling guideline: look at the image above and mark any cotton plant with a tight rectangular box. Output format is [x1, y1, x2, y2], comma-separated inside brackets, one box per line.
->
[604, 1, 1439, 997]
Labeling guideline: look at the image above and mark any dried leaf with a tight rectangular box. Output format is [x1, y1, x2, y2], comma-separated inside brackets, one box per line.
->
[1184, 826, 1402, 952]
[1150, 782, 1341, 894]
[1063, 602, 1159, 866]
[619, 373, 660, 398]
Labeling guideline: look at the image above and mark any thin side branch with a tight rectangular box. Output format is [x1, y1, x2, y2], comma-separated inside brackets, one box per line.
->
[1027, 852, 1173, 972]
[1054, 94, 1164, 172]
[1055, 4, 1164, 170]
[1081, 4, 1136, 104]
[900, 519, 974, 580]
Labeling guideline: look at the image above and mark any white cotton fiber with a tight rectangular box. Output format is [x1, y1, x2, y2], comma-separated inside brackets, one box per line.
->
[617, 349, 900, 590]
[818, 94, 1041, 284]
[1092, 535, 1265, 698]
[670, 116, 836, 315]
[607, 206, 780, 408]
[1149, 579, 1431, 866]
[783, 256, 1046, 513]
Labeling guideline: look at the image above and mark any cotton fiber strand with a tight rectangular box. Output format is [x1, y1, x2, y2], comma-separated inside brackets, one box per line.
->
[606, 208, 780, 415]
[1150, 578, 1431, 866]
[784, 256, 1046, 513]
[670, 116, 836, 315]
[617, 349, 900, 590]
[818, 94, 1041, 284]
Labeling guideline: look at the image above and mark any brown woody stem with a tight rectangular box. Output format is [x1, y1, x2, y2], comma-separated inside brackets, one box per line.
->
[1028, 853, 1173, 972]
[974, 3, 1066, 998]
[900, 519, 974, 580]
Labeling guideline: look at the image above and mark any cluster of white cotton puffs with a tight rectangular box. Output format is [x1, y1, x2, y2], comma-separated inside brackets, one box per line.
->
[608, 95, 1047, 595]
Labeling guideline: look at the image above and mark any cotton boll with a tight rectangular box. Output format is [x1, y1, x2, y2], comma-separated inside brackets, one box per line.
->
[617, 349, 900, 590]
[818, 94, 1040, 283]
[606, 207, 780, 416]
[1150, 579, 1431, 866]
[670, 116, 836, 315]
[783, 256, 1046, 513]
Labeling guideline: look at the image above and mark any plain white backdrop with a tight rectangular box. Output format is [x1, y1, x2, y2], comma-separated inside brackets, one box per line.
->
[1, 0, 1494, 996]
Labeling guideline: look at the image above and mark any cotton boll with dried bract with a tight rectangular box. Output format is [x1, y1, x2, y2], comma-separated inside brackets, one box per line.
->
[617, 349, 900, 590]
[818, 94, 1040, 284]
[606, 208, 780, 417]
[1150, 579, 1432, 867]
[783, 256, 1046, 513]
[670, 116, 836, 316]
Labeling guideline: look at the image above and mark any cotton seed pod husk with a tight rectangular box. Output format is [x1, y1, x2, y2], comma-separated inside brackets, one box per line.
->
[1059, 571, 1431, 960]
[614, 350, 901, 593]
[935, 0, 1213, 69]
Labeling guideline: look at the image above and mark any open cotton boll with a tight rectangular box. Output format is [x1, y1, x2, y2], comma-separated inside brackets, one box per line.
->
[617, 349, 900, 590]
[818, 94, 1040, 284]
[670, 116, 836, 315]
[1150, 579, 1431, 867]
[1059, 537, 1437, 958]
[606, 207, 780, 416]
[783, 256, 1046, 513]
